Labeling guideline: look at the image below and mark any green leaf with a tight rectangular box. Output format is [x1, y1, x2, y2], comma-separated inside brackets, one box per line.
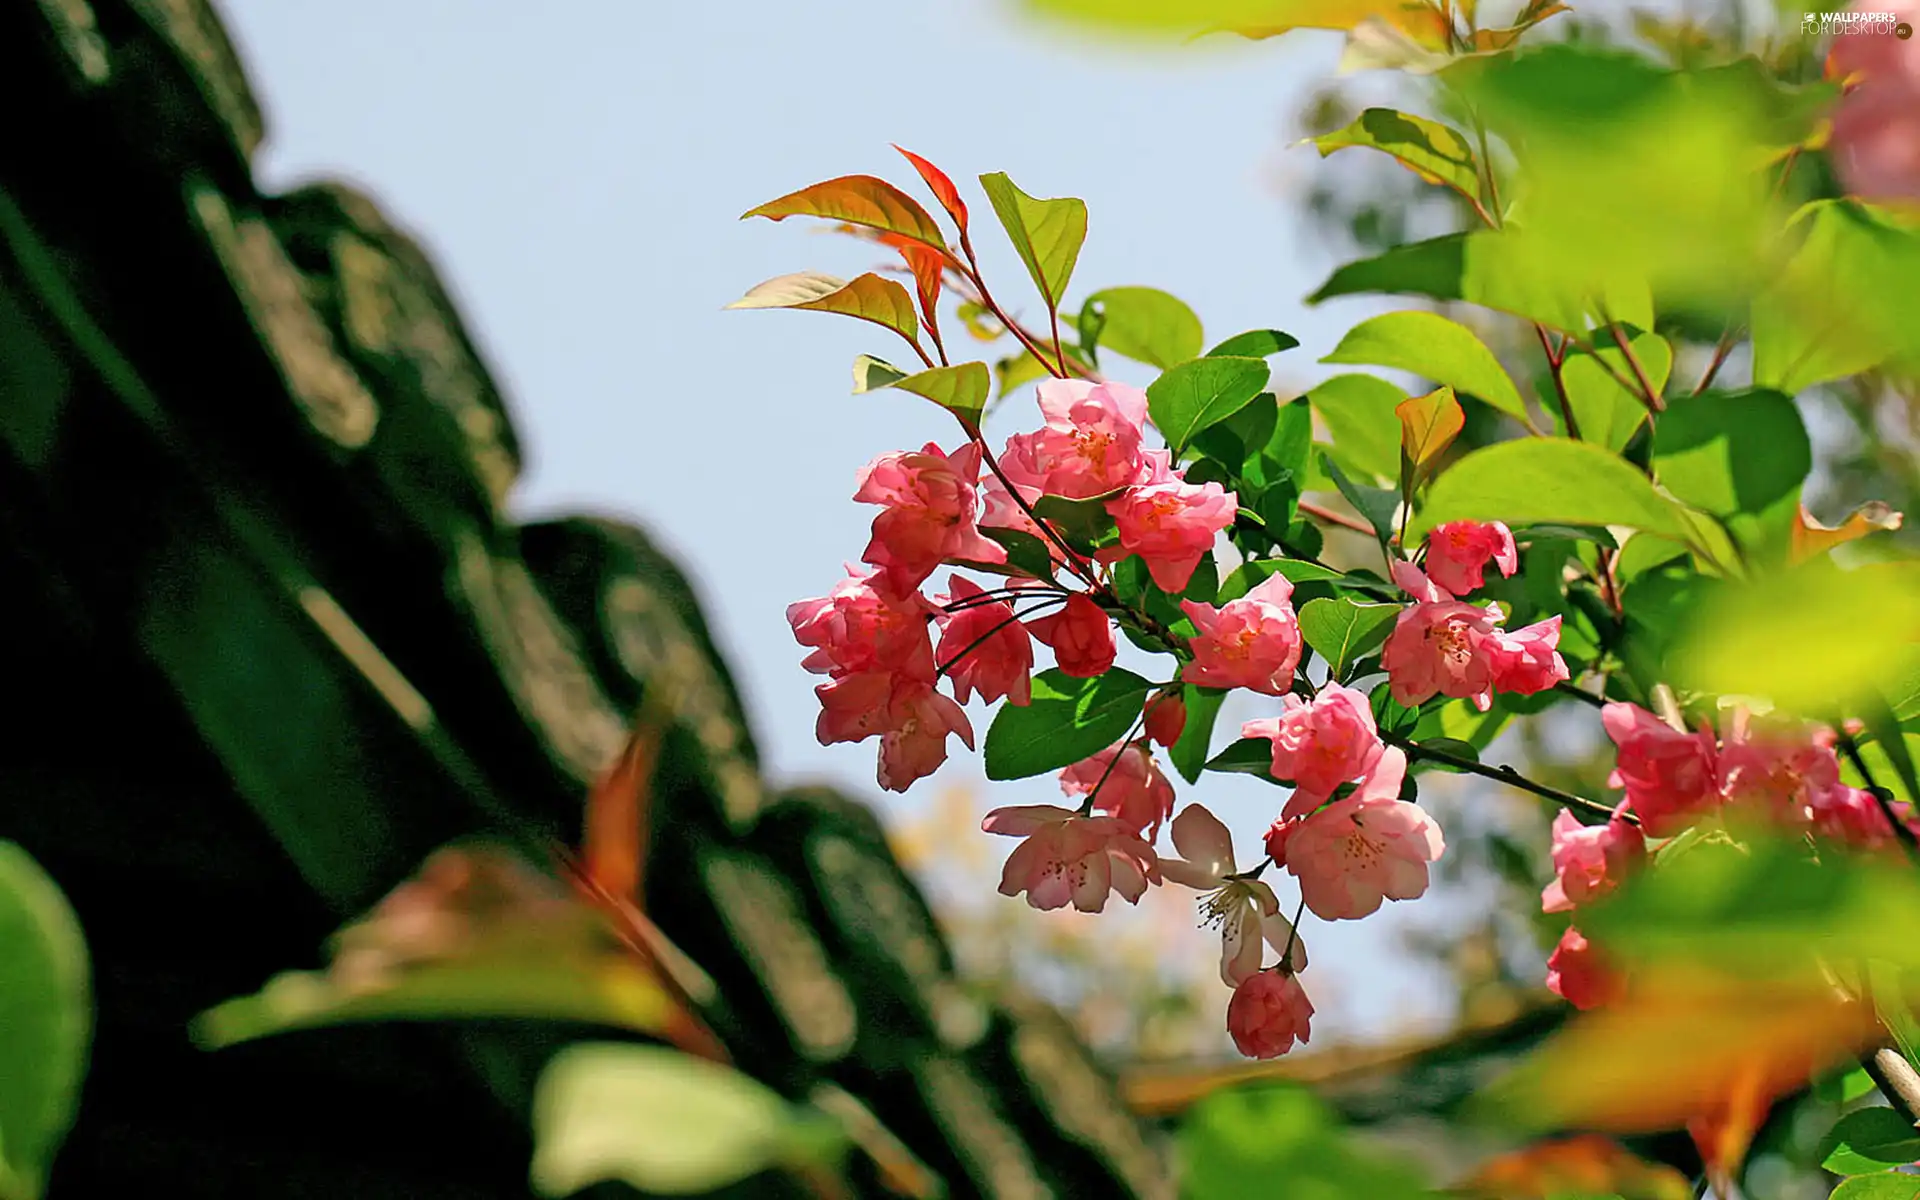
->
[1180, 1084, 1434, 1200]
[1323, 455, 1401, 548]
[984, 668, 1151, 780]
[1409, 736, 1480, 775]
[1311, 231, 1587, 334]
[1081, 287, 1203, 369]
[1561, 329, 1671, 451]
[1298, 597, 1400, 678]
[1860, 694, 1920, 832]
[1218, 558, 1350, 602]
[1671, 560, 1920, 714]
[1207, 329, 1299, 359]
[1169, 686, 1228, 785]
[978, 172, 1087, 314]
[1820, 1108, 1920, 1176]
[531, 1043, 842, 1197]
[1204, 738, 1283, 782]
[995, 347, 1054, 399]
[1146, 355, 1270, 453]
[0, 843, 90, 1200]
[1405, 439, 1695, 543]
[1312, 107, 1482, 206]
[1306, 374, 1404, 485]
[729, 272, 918, 344]
[1830, 1174, 1920, 1200]
[1753, 200, 1920, 395]
[742, 174, 947, 250]
[1321, 311, 1527, 422]
[852, 357, 991, 431]
[977, 528, 1055, 579]
[1652, 389, 1809, 518]
[1032, 493, 1119, 553]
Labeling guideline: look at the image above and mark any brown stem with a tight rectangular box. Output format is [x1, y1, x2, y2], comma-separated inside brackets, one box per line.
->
[935, 597, 1065, 676]
[1533, 324, 1581, 439]
[1690, 331, 1738, 398]
[1298, 498, 1376, 536]
[1384, 731, 1631, 822]
[958, 229, 1072, 379]
[1607, 321, 1665, 414]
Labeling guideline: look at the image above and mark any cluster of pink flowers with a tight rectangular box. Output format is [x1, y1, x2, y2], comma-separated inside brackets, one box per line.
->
[1539, 698, 1919, 1011]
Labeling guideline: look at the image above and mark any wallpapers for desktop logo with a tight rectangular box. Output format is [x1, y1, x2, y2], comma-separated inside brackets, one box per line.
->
[1804, 10, 1914, 37]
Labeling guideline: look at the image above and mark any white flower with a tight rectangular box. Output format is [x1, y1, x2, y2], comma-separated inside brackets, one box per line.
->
[1159, 803, 1307, 986]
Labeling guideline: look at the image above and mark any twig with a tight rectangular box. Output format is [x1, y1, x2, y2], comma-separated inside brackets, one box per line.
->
[1832, 730, 1920, 861]
[1298, 499, 1376, 536]
[1384, 731, 1630, 822]
[1863, 1045, 1920, 1130]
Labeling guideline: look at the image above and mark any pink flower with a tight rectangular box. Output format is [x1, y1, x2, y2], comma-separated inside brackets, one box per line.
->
[788, 567, 935, 683]
[1827, 1, 1920, 205]
[1026, 593, 1116, 678]
[1487, 616, 1569, 696]
[1716, 718, 1846, 830]
[1381, 562, 1502, 712]
[1101, 478, 1238, 592]
[1540, 808, 1646, 914]
[1145, 689, 1187, 747]
[1546, 926, 1622, 1011]
[1424, 520, 1518, 596]
[1263, 817, 1294, 867]
[1016, 378, 1153, 499]
[1160, 803, 1306, 984]
[814, 671, 896, 746]
[1060, 742, 1176, 842]
[854, 442, 1006, 589]
[1242, 683, 1385, 819]
[1226, 969, 1314, 1060]
[876, 681, 974, 793]
[982, 804, 1160, 913]
[1283, 747, 1446, 920]
[1809, 786, 1901, 850]
[1180, 575, 1303, 696]
[1602, 703, 1720, 838]
[932, 575, 1033, 706]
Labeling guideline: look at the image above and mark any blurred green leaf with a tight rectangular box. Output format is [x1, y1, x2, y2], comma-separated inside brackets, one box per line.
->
[0, 843, 90, 1200]
[979, 172, 1086, 315]
[1407, 439, 1695, 543]
[1307, 374, 1404, 485]
[1820, 1108, 1920, 1176]
[1561, 330, 1670, 452]
[1671, 560, 1920, 715]
[1652, 389, 1809, 519]
[531, 1043, 842, 1197]
[1752, 200, 1920, 394]
[1311, 231, 1594, 334]
[1081, 286, 1202, 369]
[1322, 311, 1527, 422]
[1147, 355, 1271, 454]
[1830, 1175, 1920, 1200]
[1299, 596, 1400, 678]
[1312, 107, 1482, 206]
[1181, 1084, 1435, 1200]
[984, 668, 1152, 780]
[1020, 0, 1448, 41]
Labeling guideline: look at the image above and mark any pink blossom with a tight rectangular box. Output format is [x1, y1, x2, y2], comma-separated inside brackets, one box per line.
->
[1381, 562, 1503, 712]
[1546, 926, 1622, 1011]
[1263, 817, 1294, 868]
[1101, 478, 1238, 592]
[932, 575, 1033, 706]
[1716, 719, 1846, 830]
[1024, 379, 1153, 499]
[1226, 969, 1314, 1060]
[1241, 683, 1385, 819]
[787, 567, 935, 683]
[1158, 803, 1306, 984]
[876, 681, 974, 793]
[1180, 575, 1303, 696]
[1284, 747, 1446, 920]
[1540, 809, 1646, 914]
[1809, 786, 1903, 851]
[854, 441, 1005, 588]
[1424, 520, 1518, 596]
[813, 671, 896, 746]
[1827, 1, 1920, 205]
[1488, 616, 1570, 697]
[1026, 593, 1116, 678]
[1060, 742, 1176, 842]
[1602, 703, 1720, 838]
[982, 804, 1160, 913]
[1145, 689, 1187, 747]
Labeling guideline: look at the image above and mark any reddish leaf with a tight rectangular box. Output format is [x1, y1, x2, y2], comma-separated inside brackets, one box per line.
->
[1397, 385, 1464, 479]
[894, 145, 969, 236]
[728, 271, 919, 347]
[742, 174, 947, 250]
[1461, 1135, 1691, 1200]
[881, 233, 946, 335]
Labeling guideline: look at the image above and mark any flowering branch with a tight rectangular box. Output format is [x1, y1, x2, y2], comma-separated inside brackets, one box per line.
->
[1384, 730, 1630, 822]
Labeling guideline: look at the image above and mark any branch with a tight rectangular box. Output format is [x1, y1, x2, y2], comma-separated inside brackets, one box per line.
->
[1863, 1045, 1920, 1130]
[1384, 731, 1630, 822]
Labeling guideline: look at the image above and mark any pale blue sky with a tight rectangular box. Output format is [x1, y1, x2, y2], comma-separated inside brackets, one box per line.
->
[218, 0, 1475, 1044]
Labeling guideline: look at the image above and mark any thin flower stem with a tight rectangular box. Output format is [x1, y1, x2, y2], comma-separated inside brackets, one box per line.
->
[957, 231, 1072, 379]
[1831, 730, 1920, 861]
[1298, 499, 1375, 536]
[1074, 709, 1149, 817]
[1535, 324, 1581, 439]
[934, 597, 1065, 677]
[1552, 680, 1606, 710]
[1276, 896, 1308, 972]
[1383, 731, 1630, 823]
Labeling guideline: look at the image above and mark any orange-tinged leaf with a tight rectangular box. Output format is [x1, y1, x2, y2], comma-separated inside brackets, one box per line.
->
[881, 234, 946, 334]
[742, 174, 947, 250]
[1233, 0, 1452, 46]
[1790, 500, 1905, 564]
[1397, 385, 1464, 478]
[1687, 1061, 1773, 1200]
[894, 145, 969, 236]
[1460, 1135, 1691, 1200]
[728, 271, 919, 346]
